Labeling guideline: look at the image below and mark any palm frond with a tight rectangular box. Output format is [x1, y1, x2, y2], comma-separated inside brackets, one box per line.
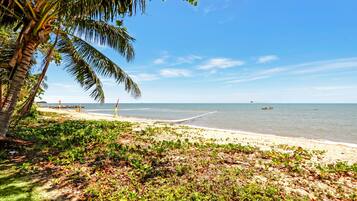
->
[0, 68, 10, 83]
[0, 0, 21, 27]
[57, 33, 105, 102]
[69, 18, 135, 61]
[71, 35, 141, 98]
[61, 0, 146, 21]
[0, 44, 16, 69]
[0, 27, 17, 69]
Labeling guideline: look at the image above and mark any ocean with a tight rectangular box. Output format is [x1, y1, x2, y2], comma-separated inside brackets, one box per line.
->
[45, 103, 357, 144]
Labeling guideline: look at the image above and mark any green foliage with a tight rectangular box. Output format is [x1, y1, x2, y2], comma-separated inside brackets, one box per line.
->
[262, 146, 312, 173]
[0, 163, 45, 201]
[13, 119, 133, 165]
[317, 161, 357, 175]
[234, 183, 292, 201]
[175, 164, 191, 176]
[187, 0, 199, 6]
[5, 113, 355, 200]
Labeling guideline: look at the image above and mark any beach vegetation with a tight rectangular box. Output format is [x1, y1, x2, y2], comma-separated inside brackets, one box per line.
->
[317, 161, 357, 175]
[1, 112, 356, 200]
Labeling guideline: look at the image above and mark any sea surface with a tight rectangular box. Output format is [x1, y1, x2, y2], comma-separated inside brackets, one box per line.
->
[45, 103, 357, 144]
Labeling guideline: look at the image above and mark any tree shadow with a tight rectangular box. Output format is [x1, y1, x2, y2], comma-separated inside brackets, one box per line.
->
[0, 138, 78, 201]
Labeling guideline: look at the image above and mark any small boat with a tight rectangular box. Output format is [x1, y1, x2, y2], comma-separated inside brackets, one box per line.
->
[261, 106, 273, 110]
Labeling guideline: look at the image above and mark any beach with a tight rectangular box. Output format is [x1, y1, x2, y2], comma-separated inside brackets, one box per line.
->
[39, 107, 357, 163]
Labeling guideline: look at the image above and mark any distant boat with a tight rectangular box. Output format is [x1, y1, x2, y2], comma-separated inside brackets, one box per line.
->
[261, 106, 273, 110]
[250, 101, 254, 103]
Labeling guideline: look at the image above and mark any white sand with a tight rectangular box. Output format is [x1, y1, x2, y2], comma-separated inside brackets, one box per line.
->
[39, 108, 357, 163]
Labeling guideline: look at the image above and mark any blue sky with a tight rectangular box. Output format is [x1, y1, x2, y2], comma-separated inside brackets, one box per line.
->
[44, 0, 357, 103]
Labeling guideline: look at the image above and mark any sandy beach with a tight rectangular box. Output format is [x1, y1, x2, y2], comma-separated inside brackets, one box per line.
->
[39, 107, 357, 163]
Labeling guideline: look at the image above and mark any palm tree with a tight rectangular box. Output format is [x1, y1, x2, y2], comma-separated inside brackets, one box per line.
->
[18, 31, 59, 116]
[0, 0, 198, 137]
[0, 0, 145, 137]
[0, 69, 9, 107]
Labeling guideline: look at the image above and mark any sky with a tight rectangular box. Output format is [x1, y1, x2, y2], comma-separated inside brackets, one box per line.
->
[43, 0, 357, 103]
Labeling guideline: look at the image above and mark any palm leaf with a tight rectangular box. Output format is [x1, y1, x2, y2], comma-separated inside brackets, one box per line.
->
[0, 26, 17, 69]
[0, 44, 16, 69]
[69, 18, 135, 61]
[57, 33, 105, 102]
[61, 0, 146, 21]
[71, 35, 141, 98]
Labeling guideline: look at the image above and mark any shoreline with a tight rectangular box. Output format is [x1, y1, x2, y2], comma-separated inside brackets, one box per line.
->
[38, 107, 357, 163]
[81, 110, 357, 149]
[184, 124, 357, 148]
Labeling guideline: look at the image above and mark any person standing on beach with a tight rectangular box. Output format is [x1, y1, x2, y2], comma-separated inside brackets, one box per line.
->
[114, 98, 119, 117]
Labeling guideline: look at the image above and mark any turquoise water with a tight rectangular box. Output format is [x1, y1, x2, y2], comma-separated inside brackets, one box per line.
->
[45, 103, 357, 144]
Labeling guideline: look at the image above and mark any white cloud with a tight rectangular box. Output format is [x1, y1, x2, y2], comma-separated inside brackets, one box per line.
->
[203, 0, 231, 15]
[153, 57, 167, 65]
[227, 75, 270, 84]
[256, 67, 286, 76]
[51, 83, 75, 89]
[225, 57, 357, 84]
[198, 58, 245, 70]
[313, 86, 357, 91]
[225, 68, 286, 84]
[176, 55, 202, 64]
[257, 55, 279, 64]
[153, 53, 170, 65]
[160, 69, 192, 78]
[153, 53, 202, 66]
[291, 58, 357, 74]
[101, 79, 116, 87]
[131, 73, 159, 82]
[203, 6, 215, 14]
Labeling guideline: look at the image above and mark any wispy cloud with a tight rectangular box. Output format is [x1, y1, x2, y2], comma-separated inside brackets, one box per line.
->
[227, 75, 270, 84]
[203, 0, 231, 15]
[256, 67, 287, 76]
[51, 83, 74, 89]
[153, 56, 168, 65]
[131, 73, 159, 82]
[203, 6, 216, 14]
[225, 57, 357, 84]
[101, 78, 116, 87]
[175, 55, 202, 65]
[198, 58, 245, 71]
[257, 55, 279, 64]
[153, 51, 170, 65]
[130, 68, 192, 82]
[153, 52, 202, 67]
[312, 86, 357, 91]
[291, 58, 357, 74]
[226, 67, 286, 84]
[160, 69, 192, 78]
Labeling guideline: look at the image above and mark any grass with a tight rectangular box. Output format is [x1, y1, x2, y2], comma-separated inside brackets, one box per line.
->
[1, 111, 356, 200]
[0, 162, 41, 201]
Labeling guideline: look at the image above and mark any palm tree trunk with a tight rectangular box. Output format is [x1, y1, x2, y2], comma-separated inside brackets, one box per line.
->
[19, 31, 59, 117]
[0, 83, 2, 107]
[0, 40, 38, 137]
[19, 60, 49, 116]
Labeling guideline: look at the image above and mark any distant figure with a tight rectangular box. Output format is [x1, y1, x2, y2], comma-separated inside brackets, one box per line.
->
[261, 106, 274, 110]
[58, 100, 62, 109]
[76, 104, 82, 112]
[114, 98, 119, 117]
